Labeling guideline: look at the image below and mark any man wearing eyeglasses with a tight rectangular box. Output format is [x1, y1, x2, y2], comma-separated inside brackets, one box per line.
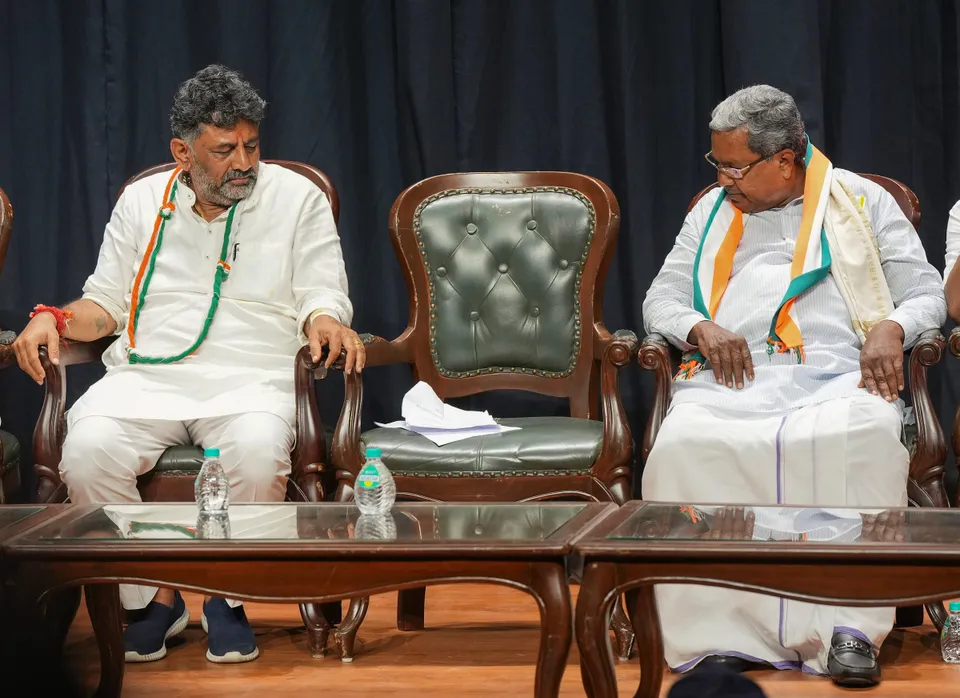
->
[641, 85, 945, 687]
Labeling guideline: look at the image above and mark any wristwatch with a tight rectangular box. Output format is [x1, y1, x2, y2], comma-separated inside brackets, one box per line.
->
[0, 330, 15, 345]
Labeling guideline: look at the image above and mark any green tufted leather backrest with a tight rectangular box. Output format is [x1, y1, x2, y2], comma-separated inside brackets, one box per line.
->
[415, 188, 594, 377]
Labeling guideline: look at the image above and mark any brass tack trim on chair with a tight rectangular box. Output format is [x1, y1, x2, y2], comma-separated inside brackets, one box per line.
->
[391, 468, 593, 478]
[414, 186, 595, 379]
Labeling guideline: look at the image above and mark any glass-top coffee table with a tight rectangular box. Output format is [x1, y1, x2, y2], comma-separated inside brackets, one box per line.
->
[573, 501, 960, 698]
[3, 501, 615, 698]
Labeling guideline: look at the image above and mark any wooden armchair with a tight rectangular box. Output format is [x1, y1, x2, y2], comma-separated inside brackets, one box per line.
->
[305, 171, 638, 659]
[0, 184, 21, 503]
[30, 161, 343, 654]
[639, 174, 949, 629]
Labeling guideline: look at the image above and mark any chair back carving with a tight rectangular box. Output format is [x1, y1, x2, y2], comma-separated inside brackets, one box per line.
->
[389, 172, 620, 417]
[118, 160, 340, 223]
[687, 174, 921, 229]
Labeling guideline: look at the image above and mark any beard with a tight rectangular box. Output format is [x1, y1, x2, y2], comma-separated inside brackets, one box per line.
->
[188, 162, 258, 207]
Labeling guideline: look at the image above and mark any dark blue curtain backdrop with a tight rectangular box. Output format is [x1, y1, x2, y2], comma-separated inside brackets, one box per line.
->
[1, 0, 959, 500]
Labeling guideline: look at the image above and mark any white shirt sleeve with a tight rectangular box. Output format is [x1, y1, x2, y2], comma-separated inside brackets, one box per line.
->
[945, 199, 960, 282]
[81, 189, 138, 332]
[292, 187, 354, 342]
[641, 197, 714, 350]
[870, 185, 946, 348]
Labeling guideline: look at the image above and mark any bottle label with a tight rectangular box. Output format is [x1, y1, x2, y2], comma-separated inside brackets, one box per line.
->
[357, 464, 381, 490]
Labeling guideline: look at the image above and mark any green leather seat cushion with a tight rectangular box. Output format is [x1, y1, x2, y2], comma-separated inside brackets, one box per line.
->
[361, 416, 601, 477]
[149, 425, 336, 474]
[1, 430, 19, 474]
[430, 502, 588, 540]
[153, 445, 204, 473]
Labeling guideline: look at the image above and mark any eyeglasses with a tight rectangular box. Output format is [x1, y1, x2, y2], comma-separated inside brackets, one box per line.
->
[703, 151, 774, 180]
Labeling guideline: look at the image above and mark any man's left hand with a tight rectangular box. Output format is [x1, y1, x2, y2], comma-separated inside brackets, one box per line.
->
[858, 320, 905, 402]
[308, 314, 366, 375]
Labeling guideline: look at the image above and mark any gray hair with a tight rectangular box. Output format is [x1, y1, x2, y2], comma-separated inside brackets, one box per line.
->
[170, 65, 266, 142]
[709, 85, 806, 163]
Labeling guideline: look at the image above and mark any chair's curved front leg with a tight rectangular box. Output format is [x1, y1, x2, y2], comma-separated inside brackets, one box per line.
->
[638, 334, 674, 466]
[34, 347, 68, 503]
[593, 328, 639, 504]
[908, 329, 947, 508]
[292, 345, 326, 503]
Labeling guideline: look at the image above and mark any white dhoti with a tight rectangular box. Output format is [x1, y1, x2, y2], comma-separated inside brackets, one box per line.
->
[642, 394, 908, 675]
[60, 411, 294, 610]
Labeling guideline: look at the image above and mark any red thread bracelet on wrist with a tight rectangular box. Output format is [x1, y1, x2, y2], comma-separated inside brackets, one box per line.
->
[30, 304, 75, 335]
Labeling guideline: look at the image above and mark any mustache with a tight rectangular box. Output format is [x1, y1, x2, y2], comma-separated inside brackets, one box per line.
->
[222, 168, 256, 185]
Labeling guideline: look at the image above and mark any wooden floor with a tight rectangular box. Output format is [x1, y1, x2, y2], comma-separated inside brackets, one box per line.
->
[62, 586, 960, 697]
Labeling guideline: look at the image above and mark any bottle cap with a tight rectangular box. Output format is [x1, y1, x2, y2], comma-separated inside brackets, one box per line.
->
[365, 447, 382, 459]
[950, 602, 960, 613]
[203, 448, 220, 458]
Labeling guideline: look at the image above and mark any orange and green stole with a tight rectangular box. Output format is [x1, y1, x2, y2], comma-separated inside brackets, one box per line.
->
[678, 139, 834, 379]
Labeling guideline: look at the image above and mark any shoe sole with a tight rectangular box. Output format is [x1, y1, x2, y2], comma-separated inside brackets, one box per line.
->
[829, 662, 880, 688]
[205, 646, 261, 664]
[201, 612, 260, 664]
[124, 607, 190, 663]
[832, 674, 880, 688]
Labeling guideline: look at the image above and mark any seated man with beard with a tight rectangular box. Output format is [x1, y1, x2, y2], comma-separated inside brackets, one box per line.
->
[641, 85, 945, 686]
[13, 64, 365, 664]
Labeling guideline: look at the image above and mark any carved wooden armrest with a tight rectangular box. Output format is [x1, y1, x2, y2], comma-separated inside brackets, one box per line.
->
[592, 328, 639, 488]
[907, 329, 947, 508]
[948, 326, 960, 358]
[33, 337, 117, 503]
[638, 333, 677, 464]
[298, 330, 415, 488]
[0, 330, 16, 369]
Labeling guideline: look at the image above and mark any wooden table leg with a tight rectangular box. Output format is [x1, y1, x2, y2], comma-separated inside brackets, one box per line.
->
[529, 563, 573, 698]
[334, 596, 369, 662]
[85, 584, 124, 698]
[628, 584, 663, 698]
[575, 561, 618, 698]
[299, 602, 331, 658]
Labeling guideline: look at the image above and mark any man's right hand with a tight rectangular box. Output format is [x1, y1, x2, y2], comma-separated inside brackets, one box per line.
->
[12, 312, 60, 384]
[688, 320, 755, 389]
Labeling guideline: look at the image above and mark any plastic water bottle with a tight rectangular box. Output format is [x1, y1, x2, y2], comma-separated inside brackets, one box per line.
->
[942, 602, 960, 662]
[197, 511, 231, 539]
[354, 447, 396, 516]
[195, 448, 230, 513]
[355, 514, 397, 540]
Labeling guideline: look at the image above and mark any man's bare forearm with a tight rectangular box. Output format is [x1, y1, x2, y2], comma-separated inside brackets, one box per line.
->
[61, 299, 117, 341]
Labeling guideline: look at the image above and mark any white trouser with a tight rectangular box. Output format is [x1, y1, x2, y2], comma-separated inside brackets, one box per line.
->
[60, 412, 294, 610]
[642, 394, 908, 675]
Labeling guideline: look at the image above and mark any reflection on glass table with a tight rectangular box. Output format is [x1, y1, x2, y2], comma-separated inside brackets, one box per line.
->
[16, 502, 589, 544]
[0, 506, 44, 533]
[606, 503, 960, 545]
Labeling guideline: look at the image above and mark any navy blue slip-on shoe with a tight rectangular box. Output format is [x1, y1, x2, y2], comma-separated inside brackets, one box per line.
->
[124, 591, 189, 663]
[201, 598, 259, 663]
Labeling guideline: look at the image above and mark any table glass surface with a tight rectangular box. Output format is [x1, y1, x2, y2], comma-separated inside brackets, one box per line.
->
[0, 506, 45, 533]
[606, 503, 960, 545]
[13, 503, 588, 544]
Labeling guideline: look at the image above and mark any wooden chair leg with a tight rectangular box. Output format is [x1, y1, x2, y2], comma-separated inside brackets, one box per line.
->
[397, 588, 426, 631]
[895, 605, 924, 628]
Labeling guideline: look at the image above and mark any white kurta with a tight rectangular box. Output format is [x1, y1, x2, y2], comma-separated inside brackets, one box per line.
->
[68, 162, 352, 428]
[945, 198, 960, 279]
[643, 170, 945, 413]
[641, 170, 945, 676]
